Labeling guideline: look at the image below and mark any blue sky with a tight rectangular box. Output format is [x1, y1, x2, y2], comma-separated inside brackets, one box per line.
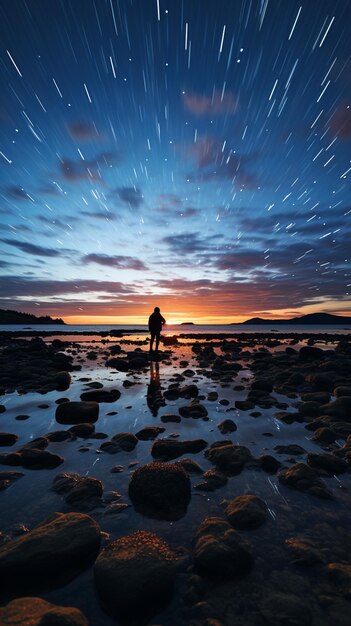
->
[0, 0, 350, 323]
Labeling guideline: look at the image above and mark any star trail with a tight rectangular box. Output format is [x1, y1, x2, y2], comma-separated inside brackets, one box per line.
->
[0, 0, 350, 323]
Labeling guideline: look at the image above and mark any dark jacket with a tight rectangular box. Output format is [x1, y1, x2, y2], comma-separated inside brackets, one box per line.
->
[148, 311, 165, 333]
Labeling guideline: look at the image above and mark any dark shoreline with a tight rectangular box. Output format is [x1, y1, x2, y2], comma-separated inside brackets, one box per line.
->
[1, 329, 351, 342]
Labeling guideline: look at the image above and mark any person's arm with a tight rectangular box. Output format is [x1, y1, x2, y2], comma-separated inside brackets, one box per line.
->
[161, 315, 166, 325]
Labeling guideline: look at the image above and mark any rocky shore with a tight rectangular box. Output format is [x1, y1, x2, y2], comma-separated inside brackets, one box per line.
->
[0, 332, 351, 625]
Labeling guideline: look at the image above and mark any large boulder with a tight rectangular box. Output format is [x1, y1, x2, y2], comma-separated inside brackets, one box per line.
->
[278, 462, 333, 499]
[0, 512, 101, 592]
[128, 462, 191, 520]
[151, 438, 207, 461]
[307, 452, 348, 475]
[193, 517, 254, 580]
[55, 401, 99, 424]
[0, 597, 89, 625]
[225, 495, 267, 529]
[94, 531, 178, 621]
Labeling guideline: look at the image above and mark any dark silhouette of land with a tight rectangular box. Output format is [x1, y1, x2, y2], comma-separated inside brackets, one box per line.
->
[239, 312, 351, 325]
[0, 308, 65, 325]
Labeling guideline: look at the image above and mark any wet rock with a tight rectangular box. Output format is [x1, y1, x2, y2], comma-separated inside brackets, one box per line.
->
[207, 392, 218, 401]
[56, 401, 99, 424]
[298, 401, 322, 417]
[179, 401, 208, 419]
[0, 433, 18, 447]
[205, 441, 252, 474]
[151, 438, 207, 461]
[0, 597, 89, 625]
[160, 413, 181, 423]
[275, 411, 302, 424]
[259, 591, 312, 626]
[0, 511, 101, 592]
[0, 405, 6, 413]
[300, 392, 331, 404]
[299, 346, 324, 360]
[251, 379, 274, 392]
[0, 452, 22, 466]
[177, 457, 204, 474]
[53, 472, 103, 507]
[20, 448, 64, 470]
[225, 494, 267, 529]
[128, 462, 191, 520]
[307, 452, 348, 475]
[334, 386, 351, 397]
[195, 469, 227, 491]
[274, 444, 306, 456]
[257, 454, 281, 473]
[193, 517, 254, 580]
[104, 432, 138, 452]
[285, 537, 324, 565]
[45, 430, 73, 442]
[94, 530, 178, 621]
[135, 426, 165, 440]
[328, 562, 351, 588]
[321, 396, 351, 421]
[235, 399, 255, 411]
[312, 427, 336, 444]
[218, 419, 237, 434]
[0, 470, 23, 491]
[109, 344, 122, 355]
[178, 384, 199, 398]
[80, 388, 121, 403]
[278, 462, 333, 499]
[105, 357, 129, 371]
[68, 423, 95, 438]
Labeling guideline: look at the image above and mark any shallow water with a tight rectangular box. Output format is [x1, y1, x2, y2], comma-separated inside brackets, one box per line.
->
[1, 336, 351, 625]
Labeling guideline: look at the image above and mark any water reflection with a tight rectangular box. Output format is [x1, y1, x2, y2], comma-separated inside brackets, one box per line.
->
[146, 360, 165, 417]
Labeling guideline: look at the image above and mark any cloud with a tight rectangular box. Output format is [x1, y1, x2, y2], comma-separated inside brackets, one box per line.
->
[67, 120, 100, 141]
[0, 276, 134, 298]
[116, 187, 143, 208]
[80, 211, 117, 221]
[161, 232, 222, 254]
[185, 135, 259, 187]
[329, 103, 351, 139]
[183, 91, 238, 115]
[2, 239, 61, 257]
[59, 151, 120, 183]
[5, 186, 31, 200]
[83, 253, 147, 270]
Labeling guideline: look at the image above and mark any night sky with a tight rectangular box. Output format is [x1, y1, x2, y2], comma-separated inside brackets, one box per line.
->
[0, 0, 350, 324]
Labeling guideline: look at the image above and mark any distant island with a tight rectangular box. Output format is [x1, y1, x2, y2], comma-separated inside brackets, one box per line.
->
[180, 322, 195, 325]
[239, 312, 351, 326]
[0, 308, 65, 325]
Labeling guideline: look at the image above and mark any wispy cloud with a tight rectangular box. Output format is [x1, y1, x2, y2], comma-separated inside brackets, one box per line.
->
[2, 239, 61, 257]
[67, 120, 100, 141]
[183, 90, 238, 115]
[83, 253, 147, 270]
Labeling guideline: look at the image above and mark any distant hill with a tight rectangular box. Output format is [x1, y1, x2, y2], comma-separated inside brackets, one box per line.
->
[240, 312, 351, 325]
[0, 308, 65, 325]
[180, 322, 195, 325]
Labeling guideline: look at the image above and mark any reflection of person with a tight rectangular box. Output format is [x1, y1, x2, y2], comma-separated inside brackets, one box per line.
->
[146, 361, 165, 416]
[148, 306, 166, 353]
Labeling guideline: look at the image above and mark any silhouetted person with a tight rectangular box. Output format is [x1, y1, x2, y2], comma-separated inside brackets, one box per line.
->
[148, 306, 166, 353]
[147, 361, 165, 416]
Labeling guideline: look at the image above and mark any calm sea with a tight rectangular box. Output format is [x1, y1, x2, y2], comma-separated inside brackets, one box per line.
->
[1, 323, 351, 335]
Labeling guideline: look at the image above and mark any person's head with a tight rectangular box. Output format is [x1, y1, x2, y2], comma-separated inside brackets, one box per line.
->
[154, 307, 160, 313]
